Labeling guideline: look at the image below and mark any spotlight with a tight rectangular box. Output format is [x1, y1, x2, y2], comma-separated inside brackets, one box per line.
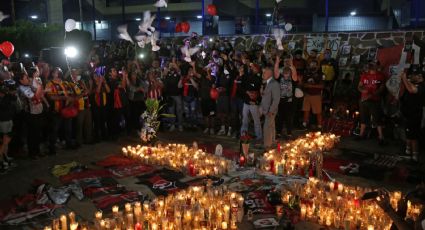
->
[165, 16, 171, 20]
[24, 53, 30, 58]
[135, 18, 141, 21]
[209, 38, 213, 42]
[64, 46, 78, 58]
[196, 15, 202, 19]
[350, 11, 356, 16]
[30, 15, 38, 19]
[265, 13, 272, 17]
[139, 53, 145, 59]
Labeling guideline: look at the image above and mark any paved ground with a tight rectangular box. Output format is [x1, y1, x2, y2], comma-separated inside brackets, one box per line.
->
[0, 129, 422, 229]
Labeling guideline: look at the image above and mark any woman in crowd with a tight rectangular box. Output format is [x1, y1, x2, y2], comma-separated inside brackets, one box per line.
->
[179, 63, 199, 128]
[128, 70, 146, 132]
[107, 67, 130, 139]
[45, 67, 76, 154]
[229, 64, 246, 139]
[274, 55, 298, 139]
[216, 62, 232, 136]
[91, 72, 110, 142]
[16, 68, 45, 160]
[198, 68, 216, 135]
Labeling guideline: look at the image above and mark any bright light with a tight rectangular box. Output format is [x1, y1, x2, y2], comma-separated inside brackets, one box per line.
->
[30, 15, 38, 19]
[209, 38, 213, 42]
[135, 18, 141, 21]
[24, 53, 30, 58]
[64, 46, 78, 58]
[139, 53, 145, 59]
[265, 13, 272, 17]
[165, 16, 171, 20]
[350, 11, 356, 16]
[196, 15, 202, 19]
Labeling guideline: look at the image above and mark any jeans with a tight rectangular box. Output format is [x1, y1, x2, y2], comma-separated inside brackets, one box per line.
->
[183, 96, 197, 125]
[92, 106, 108, 141]
[241, 103, 262, 140]
[168, 96, 184, 126]
[48, 112, 72, 154]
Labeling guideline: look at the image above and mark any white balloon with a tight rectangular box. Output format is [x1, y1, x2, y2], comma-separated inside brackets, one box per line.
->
[65, 19, 77, 32]
[285, 23, 293, 31]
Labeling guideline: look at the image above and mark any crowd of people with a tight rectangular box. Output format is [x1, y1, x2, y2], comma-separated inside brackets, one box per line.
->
[0, 38, 424, 174]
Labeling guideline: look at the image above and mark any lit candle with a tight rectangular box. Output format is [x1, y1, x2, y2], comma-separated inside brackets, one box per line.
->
[338, 184, 344, 193]
[330, 108, 333, 114]
[112, 205, 119, 215]
[44, 227, 52, 230]
[300, 204, 307, 219]
[367, 225, 374, 230]
[60, 215, 67, 230]
[68, 212, 75, 224]
[329, 181, 335, 191]
[70, 223, 78, 230]
[95, 210, 102, 220]
[221, 221, 228, 229]
[125, 203, 132, 213]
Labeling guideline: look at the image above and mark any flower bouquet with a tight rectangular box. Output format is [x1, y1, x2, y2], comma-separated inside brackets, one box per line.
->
[140, 99, 174, 145]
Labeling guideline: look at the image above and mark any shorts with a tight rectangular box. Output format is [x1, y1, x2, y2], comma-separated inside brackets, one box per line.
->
[201, 98, 216, 117]
[0, 120, 13, 135]
[360, 100, 383, 125]
[302, 94, 322, 114]
[217, 96, 230, 114]
[405, 115, 422, 140]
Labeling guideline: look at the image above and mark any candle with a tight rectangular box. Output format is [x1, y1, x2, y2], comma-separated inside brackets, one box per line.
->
[112, 205, 119, 215]
[125, 203, 132, 213]
[95, 210, 102, 220]
[100, 220, 105, 228]
[135, 223, 142, 230]
[330, 108, 333, 114]
[44, 227, 52, 230]
[60, 215, 67, 230]
[239, 155, 245, 166]
[70, 223, 78, 230]
[338, 184, 344, 193]
[68, 212, 75, 224]
[221, 221, 228, 229]
[300, 204, 307, 220]
[367, 225, 374, 230]
[329, 181, 335, 191]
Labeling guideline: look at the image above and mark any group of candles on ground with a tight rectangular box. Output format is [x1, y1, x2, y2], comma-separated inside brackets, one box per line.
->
[43, 132, 422, 229]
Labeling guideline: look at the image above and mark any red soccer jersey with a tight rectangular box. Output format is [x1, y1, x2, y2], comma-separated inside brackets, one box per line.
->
[360, 72, 385, 101]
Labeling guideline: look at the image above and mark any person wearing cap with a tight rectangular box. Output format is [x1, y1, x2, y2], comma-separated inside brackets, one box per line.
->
[400, 67, 424, 162]
[241, 63, 263, 142]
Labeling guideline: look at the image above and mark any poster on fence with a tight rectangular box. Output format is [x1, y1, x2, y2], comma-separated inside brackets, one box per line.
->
[305, 36, 341, 59]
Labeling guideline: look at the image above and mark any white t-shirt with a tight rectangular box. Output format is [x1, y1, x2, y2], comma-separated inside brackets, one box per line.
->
[18, 85, 43, 114]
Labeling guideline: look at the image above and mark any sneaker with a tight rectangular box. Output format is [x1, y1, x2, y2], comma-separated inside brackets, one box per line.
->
[203, 128, 209, 134]
[217, 126, 226, 136]
[3, 155, 13, 162]
[178, 126, 184, 132]
[1, 161, 9, 170]
[348, 164, 359, 174]
[301, 122, 308, 130]
[209, 129, 215, 135]
[227, 127, 232, 137]
[0, 165, 8, 174]
[169, 125, 176, 132]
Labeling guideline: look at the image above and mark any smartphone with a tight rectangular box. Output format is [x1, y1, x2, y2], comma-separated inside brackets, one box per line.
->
[361, 191, 379, 200]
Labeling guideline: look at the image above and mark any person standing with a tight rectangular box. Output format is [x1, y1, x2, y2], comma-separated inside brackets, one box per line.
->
[260, 66, 280, 150]
[69, 69, 92, 147]
[241, 64, 262, 142]
[230, 64, 246, 138]
[162, 62, 183, 132]
[357, 63, 386, 145]
[301, 60, 324, 130]
[400, 69, 424, 162]
[16, 69, 45, 160]
[198, 68, 216, 135]
[274, 55, 298, 139]
[92, 72, 110, 142]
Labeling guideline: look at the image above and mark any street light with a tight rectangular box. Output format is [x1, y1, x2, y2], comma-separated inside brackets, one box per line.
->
[350, 11, 357, 16]
[139, 53, 145, 59]
[64, 46, 78, 58]
[30, 15, 38, 19]
[265, 13, 272, 17]
[165, 16, 171, 20]
[135, 18, 141, 21]
[23, 53, 30, 58]
[196, 15, 202, 19]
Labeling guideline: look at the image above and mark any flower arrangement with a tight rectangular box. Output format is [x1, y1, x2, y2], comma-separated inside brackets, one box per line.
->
[140, 99, 173, 144]
[240, 131, 253, 144]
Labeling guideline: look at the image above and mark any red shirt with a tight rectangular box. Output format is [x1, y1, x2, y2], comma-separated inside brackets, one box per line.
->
[360, 72, 385, 101]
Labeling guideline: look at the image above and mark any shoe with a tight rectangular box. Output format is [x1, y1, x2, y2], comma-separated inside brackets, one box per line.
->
[227, 127, 232, 137]
[203, 128, 209, 134]
[209, 129, 215, 135]
[348, 164, 359, 174]
[217, 126, 226, 136]
[3, 155, 13, 162]
[1, 161, 10, 170]
[339, 163, 354, 171]
[301, 122, 308, 130]
[169, 125, 176, 132]
[178, 126, 184, 132]
[0, 165, 8, 174]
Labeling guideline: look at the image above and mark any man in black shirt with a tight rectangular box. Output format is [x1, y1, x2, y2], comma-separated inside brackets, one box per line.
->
[162, 62, 184, 132]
